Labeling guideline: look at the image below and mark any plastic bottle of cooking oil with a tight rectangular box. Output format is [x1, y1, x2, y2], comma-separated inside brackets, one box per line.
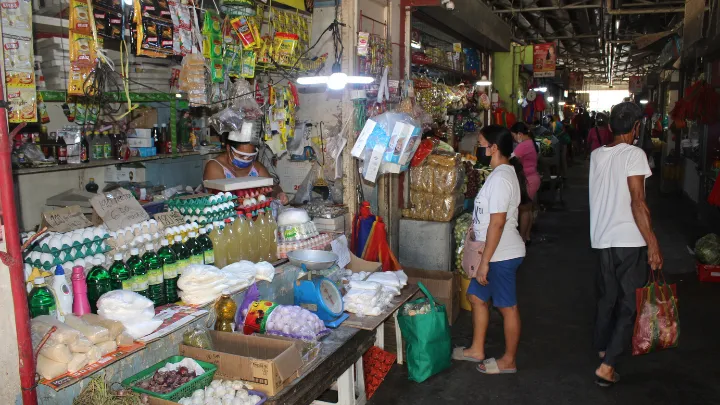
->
[172, 235, 190, 276]
[142, 243, 165, 306]
[214, 290, 237, 332]
[256, 211, 270, 262]
[158, 239, 179, 303]
[222, 218, 237, 265]
[185, 232, 204, 265]
[127, 248, 148, 297]
[246, 214, 260, 262]
[210, 222, 226, 268]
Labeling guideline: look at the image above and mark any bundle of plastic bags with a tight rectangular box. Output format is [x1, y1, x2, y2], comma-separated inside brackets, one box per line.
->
[343, 280, 394, 316]
[97, 290, 162, 339]
[178, 264, 254, 305]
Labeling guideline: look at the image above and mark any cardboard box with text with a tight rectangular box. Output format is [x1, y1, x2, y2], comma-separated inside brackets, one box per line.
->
[404, 268, 460, 325]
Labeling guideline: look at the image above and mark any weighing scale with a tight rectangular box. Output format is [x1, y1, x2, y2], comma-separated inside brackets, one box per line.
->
[289, 250, 349, 328]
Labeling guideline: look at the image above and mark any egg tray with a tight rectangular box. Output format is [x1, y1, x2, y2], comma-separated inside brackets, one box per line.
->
[24, 243, 112, 270]
[172, 203, 236, 216]
[166, 193, 236, 209]
[29, 234, 110, 253]
[174, 207, 237, 224]
[236, 199, 273, 217]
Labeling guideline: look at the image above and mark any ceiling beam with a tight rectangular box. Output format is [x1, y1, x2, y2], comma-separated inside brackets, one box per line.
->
[493, 4, 600, 13]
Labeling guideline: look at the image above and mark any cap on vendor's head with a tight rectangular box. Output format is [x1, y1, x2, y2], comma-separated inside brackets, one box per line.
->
[227, 122, 256, 145]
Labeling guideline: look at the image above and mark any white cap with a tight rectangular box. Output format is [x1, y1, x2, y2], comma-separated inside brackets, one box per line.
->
[199, 228, 206, 235]
[34, 277, 45, 284]
[161, 239, 169, 246]
[174, 235, 182, 242]
[114, 253, 123, 261]
[131, 248, 139, 255]
[145, 243, 154, 251]
[189, 232, 197, 238]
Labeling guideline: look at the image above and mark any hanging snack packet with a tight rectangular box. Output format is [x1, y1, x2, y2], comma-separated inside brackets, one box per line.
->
[3, 36, 33, 71]
[158, 20, 174, 52]
[273, 32, 298, 66]
[69, 0, 93, 36]
[202, 10, 222, 36]
[7, 89, 37, 124]
[210, 58, 224, 83]
[67, 64, 94, 96]
[139, 0, 161, 18]
[155, 0, 172, 19]
[69, 33, 97, 67]
[230, 17, 258, 49]
[240, 50, 256, 78]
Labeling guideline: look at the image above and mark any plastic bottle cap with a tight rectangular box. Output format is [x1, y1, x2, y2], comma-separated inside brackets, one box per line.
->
[174, 235, 182, 242]
[130, 248, 139, 255]
[145, 243, 154, 251]
[221, 289, 231, 295]
[199, 228, 206, 235]
[55, 265, 65, 276]
[189, 232, 196, 238]
[225, 218, 231, 223]
[114, 253, 123, 261]
[89, 177, 95, 182]
[94, 259, 103, 266]
[34, 277, 45, 284]
[161, 239, 169, 246]
[72, 265, 84, 273]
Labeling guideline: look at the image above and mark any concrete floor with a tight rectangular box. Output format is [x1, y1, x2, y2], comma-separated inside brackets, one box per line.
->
[369, 164, 720, 405]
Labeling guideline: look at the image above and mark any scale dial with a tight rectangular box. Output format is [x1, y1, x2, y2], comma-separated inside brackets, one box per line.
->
[319, 279, 343, 315]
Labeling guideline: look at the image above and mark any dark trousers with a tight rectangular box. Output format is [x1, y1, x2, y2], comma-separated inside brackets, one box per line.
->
[594, 246, 649, 367]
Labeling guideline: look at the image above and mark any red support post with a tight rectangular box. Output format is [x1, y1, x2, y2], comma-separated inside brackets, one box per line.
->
[0, 83, 38, 403]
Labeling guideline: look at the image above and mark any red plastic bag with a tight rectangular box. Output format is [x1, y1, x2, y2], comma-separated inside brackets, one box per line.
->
[631, 270, 680, 355]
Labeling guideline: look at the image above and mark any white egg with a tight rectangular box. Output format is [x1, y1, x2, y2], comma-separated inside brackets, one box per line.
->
[224, 192, 232, 200]
[164, 228, 174, 236]
[249, 198, 257, 206]
[190, 215, 199, 222]
[209, 196, 217, 204]
[82, 229, 94, 241]
[133, 225, 142, 236]
[93, 227, 105, 240]
[143, 234, 152, 243]
[49, 236, 62, 250]
[40, 252, 52, 264]
[198, 216, 207, 224]
[141, 223, 150, 234]
[258, 195, 266, 202]
[63, 261, 73, 270]
[93, 253, 104, 263]
[60, 235, 72, 247]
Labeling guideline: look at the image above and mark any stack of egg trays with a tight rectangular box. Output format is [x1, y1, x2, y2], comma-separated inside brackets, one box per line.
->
[24, 231, 111, 270]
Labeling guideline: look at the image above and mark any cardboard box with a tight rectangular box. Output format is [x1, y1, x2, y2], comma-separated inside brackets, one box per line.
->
[128, 128, 153, 138]
[404, 268, 460, 326]
[127, 137, 154, 148]
[130, 107, 158, 129]
[179, 331, 303, 396]
[346, 252, 381, 274]
[313, 214, 348, 232]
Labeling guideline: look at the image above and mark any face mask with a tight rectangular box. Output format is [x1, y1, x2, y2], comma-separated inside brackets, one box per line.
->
[230, 147, 257, 169]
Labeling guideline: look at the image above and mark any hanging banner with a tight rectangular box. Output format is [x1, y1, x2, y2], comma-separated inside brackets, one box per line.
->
[533, 43, 556, 78]
[629, 76, 644, 93]
[569, 72, 584, 90]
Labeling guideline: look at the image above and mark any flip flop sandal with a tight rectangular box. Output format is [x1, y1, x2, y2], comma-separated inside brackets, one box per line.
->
[595, 372, 620, 387]
[452, 347, 484, 363]
[476, 358, 517, 374]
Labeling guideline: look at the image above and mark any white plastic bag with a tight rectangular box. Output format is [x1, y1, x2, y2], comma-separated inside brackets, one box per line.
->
[123, 318, 163, 339]
[82, 313, 124, 339]
[254, 261, 276, 282]
[37, 355, 68, 380]
[96, 340, 117, 355]
[32, 317, 80, 345]
[67, 353, 89, 373]
[69, 335, 93, 353]
[116, 332, 134, 347]
[63, 315, 110, 344]
[97, 290, 155, 323]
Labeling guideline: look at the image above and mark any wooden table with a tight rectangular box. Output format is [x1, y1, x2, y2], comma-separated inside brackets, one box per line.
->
[343, 283, 420, 365]
[266, 326, 376, 405]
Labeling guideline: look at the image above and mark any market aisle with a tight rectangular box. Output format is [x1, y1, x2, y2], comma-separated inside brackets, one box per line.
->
[369, 164, 720, 405]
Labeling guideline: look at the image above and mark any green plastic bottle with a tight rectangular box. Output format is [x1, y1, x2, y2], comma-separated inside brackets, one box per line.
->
[108, 253, 133, 291]
[86, 259, 112, 313]
[28, 277, 57, 318]
[185, 232, 204, 266]
[158, 239, 179, 304]
[142, 243, 165, 306]
[172, 235, 191, 276]
[127, 248, 148, 297]
[198, 228, 215, 265]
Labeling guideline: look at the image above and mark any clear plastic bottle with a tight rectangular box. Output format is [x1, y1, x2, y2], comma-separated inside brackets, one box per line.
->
[108, 253, 133, 291]
[86, 259, 111, 313]
[266, 210, 278, 262]
[158, 239, 179, 304]
[210, 221, 227, 268]
[246, 214, 260, 262]
[256, 211, 269, 261]
[214, 290, 236, 332]
[222, 218, 236, 265]
[142, 243, 165, 306]
[127, 248, 148, 297]
[232, 215, 249, 261]
[185, 232, 204, 265]
[28, 277, 58, 319]
[172, 235, 191, 276]
[197, 228, 215, 265]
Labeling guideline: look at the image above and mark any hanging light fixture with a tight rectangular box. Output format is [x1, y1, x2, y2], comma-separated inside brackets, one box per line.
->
[296, 3, 373, 91]
[547, 96, 555, 102]
[558, 101, 566, 106]
[639, 99, 648, 105]
[476, 75, 492, 86]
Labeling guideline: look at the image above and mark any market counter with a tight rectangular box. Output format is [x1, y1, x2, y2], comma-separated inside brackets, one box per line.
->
[36, 262, 302, 405]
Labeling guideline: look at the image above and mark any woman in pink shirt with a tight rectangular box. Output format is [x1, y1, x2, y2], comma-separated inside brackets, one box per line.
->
[586, 113, 613, 153]
[510, 122, 541, 244]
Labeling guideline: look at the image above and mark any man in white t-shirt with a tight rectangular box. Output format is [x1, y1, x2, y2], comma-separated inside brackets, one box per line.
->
[589, 102, 663, 387]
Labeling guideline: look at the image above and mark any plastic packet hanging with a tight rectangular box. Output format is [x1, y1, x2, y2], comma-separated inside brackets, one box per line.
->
[203, 10, 223, 36]
[230, 79, 263, 119]
[69, 0, 92, 36]
[179, 53, 207, 106]
[182, 325, 213, 349]
[208, 107, 244, 134]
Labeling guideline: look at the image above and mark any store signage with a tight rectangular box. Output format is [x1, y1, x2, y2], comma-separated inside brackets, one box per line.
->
[533, 43, 556, 78]
[90, 188, 150, 231]
[154, 211, 186, 228]
[41, 205, 93, 233]
[629, 76, 644, 93]
[569, 72, 584, 90]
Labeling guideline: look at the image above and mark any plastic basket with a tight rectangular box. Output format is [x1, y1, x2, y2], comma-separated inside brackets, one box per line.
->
[121, 355, 218, 401]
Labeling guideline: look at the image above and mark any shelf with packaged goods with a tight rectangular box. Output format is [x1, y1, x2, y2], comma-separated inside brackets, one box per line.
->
[13, 150, 222, 175]
[411, 62, 478, 83]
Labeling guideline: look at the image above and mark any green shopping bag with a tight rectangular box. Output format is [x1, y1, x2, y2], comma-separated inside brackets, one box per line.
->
[398, 282, 452, 383]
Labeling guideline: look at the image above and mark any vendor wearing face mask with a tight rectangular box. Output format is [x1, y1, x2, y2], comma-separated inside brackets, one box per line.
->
[204, 129, 289, 205]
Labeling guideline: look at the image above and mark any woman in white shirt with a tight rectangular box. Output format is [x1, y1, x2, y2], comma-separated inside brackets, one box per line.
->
[452, 125, 527, 375]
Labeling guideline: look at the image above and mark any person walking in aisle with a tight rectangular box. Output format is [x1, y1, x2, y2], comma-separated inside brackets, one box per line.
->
[589, 102, 663, 387]
[510, 122, 540, 244]
[586, 113, 613, 154]
[452, 125, 527, 375]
